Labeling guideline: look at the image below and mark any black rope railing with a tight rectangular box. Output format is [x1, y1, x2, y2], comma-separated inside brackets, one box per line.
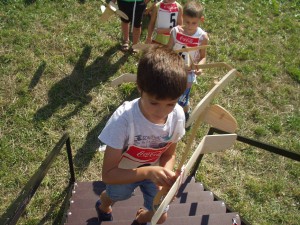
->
[0, 133, 76, 225]
[190, 127, 300, 225]
[208, 127, 300, 161]
[191, 126, 299, 178]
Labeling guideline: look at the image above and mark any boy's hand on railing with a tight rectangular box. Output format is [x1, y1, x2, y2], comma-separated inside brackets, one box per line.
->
[147, 166, 176, 187]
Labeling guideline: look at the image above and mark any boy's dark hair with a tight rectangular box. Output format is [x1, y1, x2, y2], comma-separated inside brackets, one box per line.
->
[183, 1, 204, 18]
[137, 45, 187, 100]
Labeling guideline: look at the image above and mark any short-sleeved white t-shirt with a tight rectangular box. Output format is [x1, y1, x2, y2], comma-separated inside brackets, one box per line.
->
[99, 98, 185, 151]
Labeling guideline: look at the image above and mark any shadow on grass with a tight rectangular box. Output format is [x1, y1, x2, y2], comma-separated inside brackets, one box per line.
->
[24, 0, 36, 5]
[28, 61, 46, 90]
[33, 44, 129, 122]
[37, 186, 70, 225]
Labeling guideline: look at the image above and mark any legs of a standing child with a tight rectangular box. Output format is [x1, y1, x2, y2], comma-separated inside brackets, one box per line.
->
[117, 0, 146, 48]
[121, 21, 130, 43]
[132, 27, 141, 45]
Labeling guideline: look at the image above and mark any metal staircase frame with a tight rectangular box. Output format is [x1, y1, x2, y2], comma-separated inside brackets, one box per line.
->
[1, 129, 299, 225]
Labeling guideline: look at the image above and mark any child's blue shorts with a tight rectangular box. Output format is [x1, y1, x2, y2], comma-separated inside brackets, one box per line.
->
[106, 179, 157, 211]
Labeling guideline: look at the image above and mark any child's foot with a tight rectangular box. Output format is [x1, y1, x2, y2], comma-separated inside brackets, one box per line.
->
[131, 48, 139, 55]
[121, 40, 130, 52]
[131, 220, 147, 225]
[95, 200, 113, 221]
[131, 208, 147, 225]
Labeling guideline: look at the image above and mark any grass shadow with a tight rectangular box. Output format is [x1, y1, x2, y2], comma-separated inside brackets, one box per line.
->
[37, 186, 69, 225]
[28, 61, 46, 90]
[33, 44, 129, 122]
[24, 0, 36, 5]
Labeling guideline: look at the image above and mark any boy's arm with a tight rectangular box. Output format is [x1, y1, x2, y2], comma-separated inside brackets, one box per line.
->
[194, 34, 209, 74]
[167, 30, 175, 49]
[146, 5, 158, 43]
[159, 143, 177, 171]
[177, 5, 183, 26]
[102, 145, 176, 187]
[198, 33, 209, 64]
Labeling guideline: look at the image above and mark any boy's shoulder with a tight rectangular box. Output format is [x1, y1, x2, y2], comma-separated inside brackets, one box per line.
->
[173, 103, 185, 119]
[113, 98, 139, 117]
[197, 26, 209, 40]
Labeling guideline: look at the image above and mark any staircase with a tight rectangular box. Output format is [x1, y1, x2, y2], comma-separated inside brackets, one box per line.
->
[64, 176, 241, 225]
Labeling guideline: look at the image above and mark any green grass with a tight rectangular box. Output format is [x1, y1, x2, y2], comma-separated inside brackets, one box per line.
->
[0, 0, 299, 224]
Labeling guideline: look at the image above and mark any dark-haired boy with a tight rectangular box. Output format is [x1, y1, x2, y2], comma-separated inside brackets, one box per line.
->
[96, 45, 187, 225]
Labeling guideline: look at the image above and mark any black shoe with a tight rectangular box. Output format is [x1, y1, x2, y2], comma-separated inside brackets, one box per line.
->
[184, 111, 190, 122]
[131, 219, 147, 225]
[95, 200, 113, 221]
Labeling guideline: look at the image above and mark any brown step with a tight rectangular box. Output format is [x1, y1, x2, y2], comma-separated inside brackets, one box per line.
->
[112, 191, 214, 207]
[68, 190, 214, 216]
[100, 212, 241, 225]
[70, 177, 203, 200]
[71, 182, 203, 202]
[66, 201, 227, 224]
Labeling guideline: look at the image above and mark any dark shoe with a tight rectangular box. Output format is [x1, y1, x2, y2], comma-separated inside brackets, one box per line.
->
[185, 108, 192, 130]
[184, 108, 191, 122]
[121, 40, 130, 52]
[131, 48, 140, 55]
[131, 208, 147, 225]
[95, 200, 113, 221]
[131, 219, 147, 225]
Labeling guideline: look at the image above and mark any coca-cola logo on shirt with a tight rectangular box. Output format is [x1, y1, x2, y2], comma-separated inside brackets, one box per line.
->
[176, 33, 199, 47]
[160, 3, 178, 12]
[123, 144, 170, 163]
[136, 151, 162, 159]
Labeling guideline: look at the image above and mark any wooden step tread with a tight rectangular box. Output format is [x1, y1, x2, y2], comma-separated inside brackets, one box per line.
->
[66, 213, 240, 225]
[70, 178, 202, 200]
[65, 212, 241, 225]
[66, 201, 227, 224]
[100, 213, 241, 225]
[70, 190, 214, 208]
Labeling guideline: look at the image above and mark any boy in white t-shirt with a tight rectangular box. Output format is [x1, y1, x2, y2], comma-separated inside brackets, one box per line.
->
[146, 0, 183, 45]
[168, 1, 209, 121]
[96, 45, 187, 225]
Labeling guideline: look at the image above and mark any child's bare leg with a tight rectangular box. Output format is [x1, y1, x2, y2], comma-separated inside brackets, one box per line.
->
[132, 27, 141, 45]
[135, 209, 167, 224]
[99, 190, 113, 213]
[121, 21, 130, 43]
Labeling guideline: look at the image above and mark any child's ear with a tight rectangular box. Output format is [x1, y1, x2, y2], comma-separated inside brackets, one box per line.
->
[137, 86, 143, 95]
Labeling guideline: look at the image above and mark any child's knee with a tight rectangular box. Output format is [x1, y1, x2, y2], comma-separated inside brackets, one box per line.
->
[106, 185, 134, 202]
[157, 212, 167, 224]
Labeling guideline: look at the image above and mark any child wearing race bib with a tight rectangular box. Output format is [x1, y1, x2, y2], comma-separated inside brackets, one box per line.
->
[146, 0, 183, 45]
[96, 45, 187, 225]
[168, 0, 209, 121]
